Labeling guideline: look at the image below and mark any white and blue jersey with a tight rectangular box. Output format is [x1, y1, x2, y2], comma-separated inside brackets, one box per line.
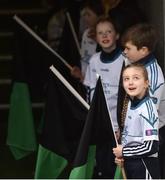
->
[142, 54, 164, 107]
[83, 47, 124, 131]
[126, 54, 165, 128]
[122, 95, 159, 158]
[137, 54, 165, 128]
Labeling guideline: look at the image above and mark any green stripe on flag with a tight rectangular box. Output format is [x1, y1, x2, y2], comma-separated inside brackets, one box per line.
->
[7, 82, 37, 159]
[114, 165, 123, 179]
[35, 144, 68, 179]
[69, 145, 96, 179]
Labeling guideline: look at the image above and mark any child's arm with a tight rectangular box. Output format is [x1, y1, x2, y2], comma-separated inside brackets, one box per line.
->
[122, 140, 158, 158]
[70, 66, 84, 82]
[113, 140, 158, 159]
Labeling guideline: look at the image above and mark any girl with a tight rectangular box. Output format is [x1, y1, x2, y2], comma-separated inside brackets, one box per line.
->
[113, 63, 160, 179]
[83, 16, 124, 178]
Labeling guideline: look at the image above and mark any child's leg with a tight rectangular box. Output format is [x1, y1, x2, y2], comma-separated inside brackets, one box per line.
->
[143, 157, 161, 179]
[124, 157, 160, 179]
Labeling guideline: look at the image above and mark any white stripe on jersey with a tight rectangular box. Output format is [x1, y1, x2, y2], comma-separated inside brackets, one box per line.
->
[123, 141, 153, 157]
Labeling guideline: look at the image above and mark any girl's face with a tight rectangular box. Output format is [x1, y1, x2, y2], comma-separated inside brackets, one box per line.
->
[96, 21, 119, 52]
[83, 7, 98, 28]
[123, 41, 147, 63]
[123, 67, 149, 99]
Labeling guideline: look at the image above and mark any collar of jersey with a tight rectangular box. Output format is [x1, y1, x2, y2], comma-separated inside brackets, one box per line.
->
[100, 46, 122, 63]
[134, 53, 155, 67]
[130, 93, 149, 109]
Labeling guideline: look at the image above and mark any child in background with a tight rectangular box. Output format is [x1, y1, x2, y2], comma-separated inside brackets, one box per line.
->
[80, 0, 104, 77]
[83, 16, 125, 178]
[71, 0, 104, 81]
[113, 63, 160, 179]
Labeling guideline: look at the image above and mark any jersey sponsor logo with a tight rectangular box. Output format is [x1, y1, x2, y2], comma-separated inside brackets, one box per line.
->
[145, 129, 158, 136]
[92, 68, 96, 73]
[100, 68, 109, 72]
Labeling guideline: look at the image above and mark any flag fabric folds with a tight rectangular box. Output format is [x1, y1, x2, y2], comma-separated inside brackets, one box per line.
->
[7, 16, 60, 160]
[69, 77, 116, 179]
[114, 165, 124, 179]
[7, 82, 37, 159]
[6, 21, 40, 159]
[34, 72, 88, 179]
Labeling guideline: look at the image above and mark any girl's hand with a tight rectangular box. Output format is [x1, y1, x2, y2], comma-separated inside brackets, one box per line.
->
[115, 157, 124, 167]
[113, 145, 123, 158]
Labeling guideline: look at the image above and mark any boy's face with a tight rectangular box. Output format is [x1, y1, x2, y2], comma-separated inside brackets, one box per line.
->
[123, 41, 146, 63]
[96, 21, 119, 52]
[123, 67, 149, 99]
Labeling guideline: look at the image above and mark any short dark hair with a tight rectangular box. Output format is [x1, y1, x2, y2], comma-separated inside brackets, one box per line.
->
[121, 23, 158, 51]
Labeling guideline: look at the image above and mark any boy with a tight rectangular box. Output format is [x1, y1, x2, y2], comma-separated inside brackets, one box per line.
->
[121, 23, 165, 114]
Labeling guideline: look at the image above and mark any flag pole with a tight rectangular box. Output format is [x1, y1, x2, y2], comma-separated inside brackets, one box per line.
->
[49, 65, 89, 110]
[66, 12, 81, 56]
[13, 15, 73, 71]
[50, 65, 126, 178]
[100, 79, 127, 179]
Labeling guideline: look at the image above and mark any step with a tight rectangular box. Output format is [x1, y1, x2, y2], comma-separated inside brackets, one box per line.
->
[0, 0, 43, 9]
[0, 82, 12, 104]
[0, 9, 48, 32]
[0, 56, 12, 78]
[0, 103, 44, 111]
[0, 33, 14, 54]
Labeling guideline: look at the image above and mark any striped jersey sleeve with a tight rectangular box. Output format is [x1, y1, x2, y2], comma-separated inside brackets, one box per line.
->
[123, 140, 159, 158]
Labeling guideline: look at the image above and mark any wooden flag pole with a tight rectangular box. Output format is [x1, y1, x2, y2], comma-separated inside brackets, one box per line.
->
[49, 65, 89, 110]
[50, 66, 127, 178]
[66, 12, 81, 56]
[13, 15, 73, 71]
[101, 79, 127, 179]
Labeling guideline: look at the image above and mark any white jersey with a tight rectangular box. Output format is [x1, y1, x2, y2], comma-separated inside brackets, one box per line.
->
[83, 50, 124, 131]
[81, 28, 97, 76]
[122, 96, 159, 147]
[144, 56, 165, 128]
[158, 84, 165, 128]
[145, 58, 164, 108]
